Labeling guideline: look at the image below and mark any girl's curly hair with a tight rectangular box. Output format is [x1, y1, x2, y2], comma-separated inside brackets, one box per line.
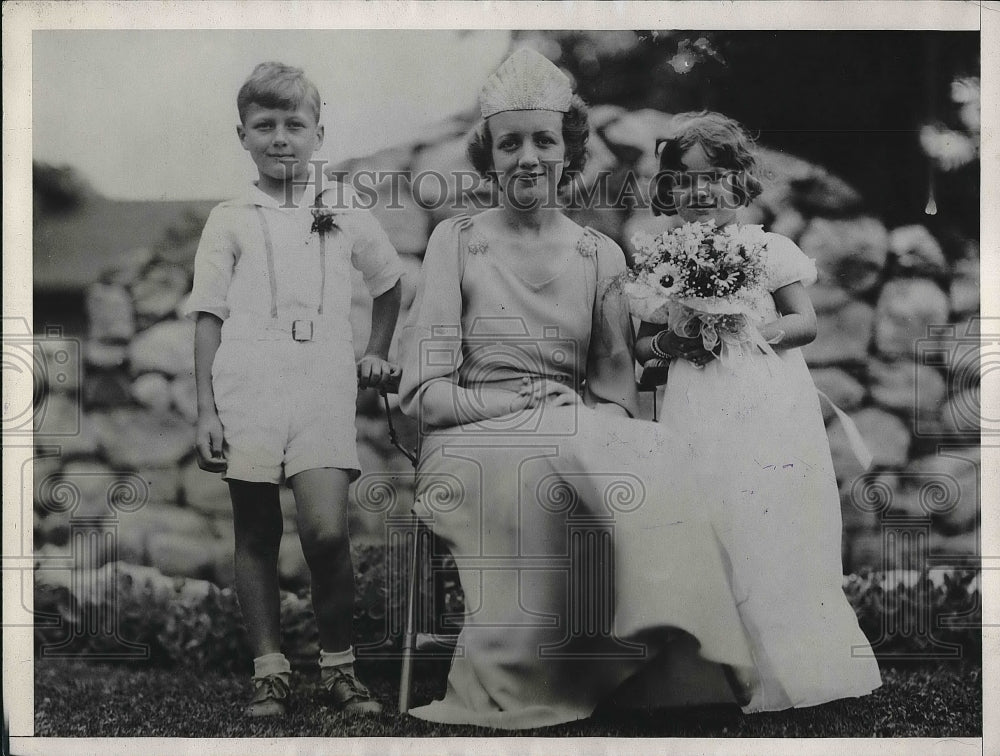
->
[651, 111, 763, 216]
[466, 95, 590, 191]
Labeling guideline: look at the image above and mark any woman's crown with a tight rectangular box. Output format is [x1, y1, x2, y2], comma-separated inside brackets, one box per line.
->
[479, 48, 573, 119]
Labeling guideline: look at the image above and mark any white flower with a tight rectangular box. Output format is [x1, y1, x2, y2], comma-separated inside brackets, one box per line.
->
[652, 262, 683, 296]
[714, 267, 741, 289]
[682, 236, 701, 259]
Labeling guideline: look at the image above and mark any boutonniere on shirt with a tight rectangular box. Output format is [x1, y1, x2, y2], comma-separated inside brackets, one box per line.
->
[310, 206, 339, 235]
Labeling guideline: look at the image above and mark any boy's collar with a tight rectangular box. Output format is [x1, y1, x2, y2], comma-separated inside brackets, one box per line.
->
[241, 166, 322, 209]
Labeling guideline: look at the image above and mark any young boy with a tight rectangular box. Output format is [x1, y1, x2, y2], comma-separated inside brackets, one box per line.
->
[185, 62, 403, 717]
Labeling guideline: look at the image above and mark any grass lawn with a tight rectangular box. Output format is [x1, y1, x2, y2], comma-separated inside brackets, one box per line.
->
[34, 656, 981, 738]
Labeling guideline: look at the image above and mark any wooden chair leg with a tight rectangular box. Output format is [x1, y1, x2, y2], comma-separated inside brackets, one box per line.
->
[398, 517, 423, 713]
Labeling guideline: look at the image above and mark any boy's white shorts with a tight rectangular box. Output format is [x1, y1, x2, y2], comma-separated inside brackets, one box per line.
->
[212, 338, 361, 484]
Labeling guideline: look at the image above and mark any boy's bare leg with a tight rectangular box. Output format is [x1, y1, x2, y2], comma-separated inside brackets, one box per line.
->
[290, 467, 381, 713]
[288, 467, 354, 651]
[229, 481, 284, 656]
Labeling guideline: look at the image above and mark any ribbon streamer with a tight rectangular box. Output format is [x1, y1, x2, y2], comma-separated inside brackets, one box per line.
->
[817, 390, 874, 470]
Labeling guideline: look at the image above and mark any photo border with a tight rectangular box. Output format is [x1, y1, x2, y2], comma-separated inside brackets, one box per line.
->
[4, 2, 996, 754]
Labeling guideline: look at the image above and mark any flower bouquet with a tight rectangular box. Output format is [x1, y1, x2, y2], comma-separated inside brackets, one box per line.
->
[626, 220, 773, 359]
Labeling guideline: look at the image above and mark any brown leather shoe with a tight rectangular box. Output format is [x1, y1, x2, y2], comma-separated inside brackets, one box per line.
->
[321, 665, 382, 715]
[246, 673, 290, 717]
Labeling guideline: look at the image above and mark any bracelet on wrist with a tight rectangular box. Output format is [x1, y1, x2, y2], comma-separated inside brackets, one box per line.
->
[649, 331, 673, 362]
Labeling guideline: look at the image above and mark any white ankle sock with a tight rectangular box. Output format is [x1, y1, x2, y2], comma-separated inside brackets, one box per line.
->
[318, 647, 355, 669]
[253, 652, 291, 681]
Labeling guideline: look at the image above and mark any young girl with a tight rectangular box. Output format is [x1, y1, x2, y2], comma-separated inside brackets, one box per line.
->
[635, 111, 882, 712]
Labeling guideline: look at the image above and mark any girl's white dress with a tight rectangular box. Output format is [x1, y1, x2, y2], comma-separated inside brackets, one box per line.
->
[655, 232, 882, 712]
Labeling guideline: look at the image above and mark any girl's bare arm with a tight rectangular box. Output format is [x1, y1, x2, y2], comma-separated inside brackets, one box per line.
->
[760, 281, 817, 349]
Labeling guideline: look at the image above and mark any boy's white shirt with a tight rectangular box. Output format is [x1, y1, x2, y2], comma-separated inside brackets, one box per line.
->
[184, 169, 403, 330]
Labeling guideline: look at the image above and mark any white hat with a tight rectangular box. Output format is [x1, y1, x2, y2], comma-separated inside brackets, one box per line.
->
[479, 48, 573, 119]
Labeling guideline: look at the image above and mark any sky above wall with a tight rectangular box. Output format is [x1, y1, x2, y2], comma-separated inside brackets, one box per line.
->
[32, 29, 511, 201]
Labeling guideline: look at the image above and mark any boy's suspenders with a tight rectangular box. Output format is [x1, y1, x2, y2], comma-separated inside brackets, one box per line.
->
[255, 206, 281, 319]
[253, 206, 328, 327]
[317, 231, 326, 315]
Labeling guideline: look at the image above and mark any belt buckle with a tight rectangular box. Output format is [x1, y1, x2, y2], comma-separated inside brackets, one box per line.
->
[292, 319, 313, 342]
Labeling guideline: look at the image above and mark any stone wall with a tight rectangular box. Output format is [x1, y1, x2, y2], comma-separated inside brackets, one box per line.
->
[33, 106, 980, 588]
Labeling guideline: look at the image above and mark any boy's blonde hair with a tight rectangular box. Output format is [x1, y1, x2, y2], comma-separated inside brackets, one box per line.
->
[237, 62, 321, 124]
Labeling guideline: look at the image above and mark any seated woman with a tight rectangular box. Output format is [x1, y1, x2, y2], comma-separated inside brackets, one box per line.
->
[397, 48, 753, 729]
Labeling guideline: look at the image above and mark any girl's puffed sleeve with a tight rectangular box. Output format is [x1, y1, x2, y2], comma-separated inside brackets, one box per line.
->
[346, 210, 404, 298]
[764, 232, 818, 291]
[397, 217, 468, 419]
[585, 232, 640, 418]
[183, 206, 238, 320]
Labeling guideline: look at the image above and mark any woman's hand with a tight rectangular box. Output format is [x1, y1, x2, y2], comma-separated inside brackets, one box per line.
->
[540, 381, 583, 406]
[654, 329, 716, 369]
[502, 377, 534, 414]
[358, 355, 400, 390]
[196, 411, 227, 473]
[517, 378, 583, 408]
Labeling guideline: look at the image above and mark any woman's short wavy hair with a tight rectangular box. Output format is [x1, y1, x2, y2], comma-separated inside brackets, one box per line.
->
[466, 95, 590, 191]
[651, 111, 763, 216]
